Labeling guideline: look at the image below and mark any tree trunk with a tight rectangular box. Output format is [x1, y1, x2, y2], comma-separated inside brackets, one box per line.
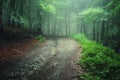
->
[101, 20, 105, 43]
[47, 14, 50, 34]
[0, 0, 3, 33]
[93, 21, 96, 40]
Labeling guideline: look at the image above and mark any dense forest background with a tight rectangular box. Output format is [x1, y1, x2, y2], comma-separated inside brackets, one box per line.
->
[0, 0, 120, 53]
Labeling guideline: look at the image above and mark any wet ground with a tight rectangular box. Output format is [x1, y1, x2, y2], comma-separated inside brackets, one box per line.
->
[0, 37, 82, 80]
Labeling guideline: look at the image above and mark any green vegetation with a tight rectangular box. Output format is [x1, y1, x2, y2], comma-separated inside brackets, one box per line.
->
[72, 34, 120, 80]
[37, 35, 46, 42]
[0, 0, 120, 79]
[78, 8, 108, 23]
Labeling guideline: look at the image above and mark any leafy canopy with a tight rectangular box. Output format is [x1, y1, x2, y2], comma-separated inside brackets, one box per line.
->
[78, 8, 109, 23]
[39, 1, 56, 14]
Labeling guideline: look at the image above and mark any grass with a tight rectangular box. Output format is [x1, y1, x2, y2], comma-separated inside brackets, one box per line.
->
[71, 34, 120, 80]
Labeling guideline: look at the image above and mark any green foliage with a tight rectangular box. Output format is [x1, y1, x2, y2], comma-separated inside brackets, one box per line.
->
[46, 4, 56, 14]
[11, 15, 29, 28]
[72, 34, 120, 80]
[78, 8, 109, 23]
[53, 0, 71, 10]
[37, 35, 46, 42]
[107, 0, 120, 15]
[39, 1, 56, 14]
[79, 73, 101, 80]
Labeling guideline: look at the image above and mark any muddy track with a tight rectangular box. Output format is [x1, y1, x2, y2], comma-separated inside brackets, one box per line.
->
[0, 37, 82, 80]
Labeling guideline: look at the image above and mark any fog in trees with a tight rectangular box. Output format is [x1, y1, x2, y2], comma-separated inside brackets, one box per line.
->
[0, 0, 120, 52]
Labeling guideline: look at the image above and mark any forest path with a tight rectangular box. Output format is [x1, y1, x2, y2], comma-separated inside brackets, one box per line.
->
[0, 37, 82, 80]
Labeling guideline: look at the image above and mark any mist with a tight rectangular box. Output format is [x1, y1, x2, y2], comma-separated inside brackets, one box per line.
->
[0, 0, 120, 80]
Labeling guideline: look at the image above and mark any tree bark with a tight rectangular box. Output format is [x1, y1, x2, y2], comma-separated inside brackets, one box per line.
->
[93, 21, 96, 40]
[0, 0, 3, 33]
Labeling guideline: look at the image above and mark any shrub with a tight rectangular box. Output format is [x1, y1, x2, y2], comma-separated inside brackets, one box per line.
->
[37, 35, 46, 42]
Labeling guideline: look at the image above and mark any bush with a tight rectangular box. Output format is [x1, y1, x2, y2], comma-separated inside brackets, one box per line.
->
[37, 35, 46, 42]
[72, 34, 120, 80]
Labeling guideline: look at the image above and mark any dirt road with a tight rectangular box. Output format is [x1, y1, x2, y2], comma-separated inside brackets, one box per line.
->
[0, 37, 82, 80]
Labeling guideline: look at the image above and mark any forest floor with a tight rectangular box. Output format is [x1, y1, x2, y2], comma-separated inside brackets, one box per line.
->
[0, 36, 82, 80]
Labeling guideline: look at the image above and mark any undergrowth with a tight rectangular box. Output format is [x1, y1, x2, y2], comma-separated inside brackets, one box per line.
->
[72, 34, 120, 80]
[37, 35, 46, 42]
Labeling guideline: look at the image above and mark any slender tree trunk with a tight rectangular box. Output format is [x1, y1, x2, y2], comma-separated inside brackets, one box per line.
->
[93, 21, 96, 40]
[0, 12, 3, 33]
[65, 12, 68, 36]
[101, 20, 105, 43]
[68, 14, 71, 35]
[47, 14, 50, 34]
[96, 21, 100, 42]
[0, 0, 3, 33]
[81, 26, 83, 33]
[0, 7, 2, 27]
[53, 18, 56, 35]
